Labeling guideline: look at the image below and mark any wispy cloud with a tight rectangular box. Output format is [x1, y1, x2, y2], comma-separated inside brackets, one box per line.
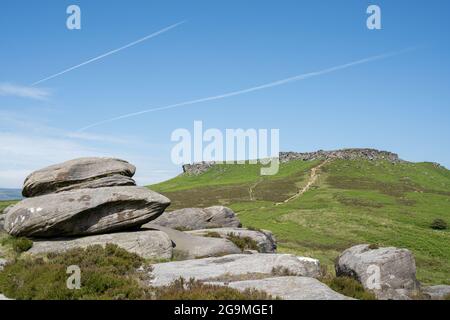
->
[0, 131, 178, 188]
[0, 113, 179, 187]
[65, 131, 129, 144]
[78, 48, 414, 131]
[31, 21, 186, 86]
[0, 83, 51, 100]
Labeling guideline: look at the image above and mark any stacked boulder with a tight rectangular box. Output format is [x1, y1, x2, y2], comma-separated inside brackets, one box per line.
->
[1, 158, 278, 261]
[3, 158, 173, 259]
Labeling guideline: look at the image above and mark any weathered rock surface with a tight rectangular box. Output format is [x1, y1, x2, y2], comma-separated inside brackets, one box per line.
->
[0, 214, 5, 231]
[22, 157, 136, 197]
[149, 253, 321, 287]
[422, 285, 450, 300]
[279, 149, 402, 163]
[4, 186, 170, 237]
[187, 228, 277, 253]
[28, 230, 173, 260]
[210, 277, 353, 300]
[0, 294, 12, 300]
[143, 224, 241, 259]
[0, 258, 7, 271]
[152, 206, 241, 230]
[336, 244, 419, 300]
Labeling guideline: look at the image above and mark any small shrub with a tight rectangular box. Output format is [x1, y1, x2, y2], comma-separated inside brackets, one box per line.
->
[204, 232, 222, 238]
[323, 276, 376, 300]
[172, 250, 190, 261]
[271, 266, 298, 277]
[226, 233, 259, 251]
[1, 236, 33, 253]
[174, 226, 192, 232]
[430, 219, 448, 230]
[368, 244, 379, 250]
[0, 244, 150, 300]
[155, 277, 274, 300]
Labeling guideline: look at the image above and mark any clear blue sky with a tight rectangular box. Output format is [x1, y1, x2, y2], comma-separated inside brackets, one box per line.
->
[1, 0, 450, 188]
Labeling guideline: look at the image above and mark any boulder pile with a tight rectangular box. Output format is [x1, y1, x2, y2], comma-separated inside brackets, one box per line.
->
[3, 157, 444, 300]
[2, 157, 174, 259]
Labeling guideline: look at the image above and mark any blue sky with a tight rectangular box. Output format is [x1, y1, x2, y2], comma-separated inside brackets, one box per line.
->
[1, 0, 450, 188]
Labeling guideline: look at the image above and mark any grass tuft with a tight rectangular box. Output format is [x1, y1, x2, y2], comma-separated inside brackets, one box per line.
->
[1, 236, 33, 253]
[322, 276, 376, 300]
[155, 277, 274, 300]
[226, 233, 259, 251]
[430, 218, 448, 230]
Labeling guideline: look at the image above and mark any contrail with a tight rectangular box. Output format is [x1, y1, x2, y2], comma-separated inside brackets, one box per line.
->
[31, 21, 186, 86]
[78, 48, 414, 132]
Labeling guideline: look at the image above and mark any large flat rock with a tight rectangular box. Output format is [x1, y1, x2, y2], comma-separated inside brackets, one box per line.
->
[28, 230, 173, 260]
[22, 157, 136, 197]
[187, 228, 277, 253]
[336, 244, 419, 300]
[210, 276, 353, 300]
[422, 285, 450, 300]
[144, 224, 241, 259]
[152, 206, 241, 230]
[4, 186, 170, 237]
[148, 253, 321, 287]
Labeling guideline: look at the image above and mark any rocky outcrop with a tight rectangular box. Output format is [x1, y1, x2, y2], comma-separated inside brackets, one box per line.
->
[152, 206, 241, 230]
[422, 285, 450, 300]
[28, 230, 173, 260]
[209, 277, 353, 300]
[182, 162, 216, 175]
[0, 294, 11, 300]
[187, 228, 277, 253]
[181, 149, 403, 175]
[22, 157, 136, 197]
[4, 186, 170, 237]
[144, 224, 241, 259]
[335, 244, 419, 300]
[148, 253, 321, 287]
[279, 149, 402, 163]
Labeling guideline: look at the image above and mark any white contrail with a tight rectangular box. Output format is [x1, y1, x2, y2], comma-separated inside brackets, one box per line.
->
[78, 48, 414, 132]
[31, 21, 186, 86]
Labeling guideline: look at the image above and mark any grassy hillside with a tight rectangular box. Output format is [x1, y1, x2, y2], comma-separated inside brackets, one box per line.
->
[150, 159, 450, 286]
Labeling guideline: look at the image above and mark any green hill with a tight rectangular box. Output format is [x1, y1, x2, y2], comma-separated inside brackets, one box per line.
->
[150, 157, 450, 286]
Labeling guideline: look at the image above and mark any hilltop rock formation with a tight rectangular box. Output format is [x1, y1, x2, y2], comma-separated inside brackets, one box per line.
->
[187, 227, 277, 253]
[182, 148, 403, 175]
[279, 148, 401, 163]
[4, 186, 170, 237]
[335, 244, 419, 300]
[22, 157, 136, 197]
[152, 206, 241, 230]
[28, 230, 173, 259]
[148, 253, 321, 287]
